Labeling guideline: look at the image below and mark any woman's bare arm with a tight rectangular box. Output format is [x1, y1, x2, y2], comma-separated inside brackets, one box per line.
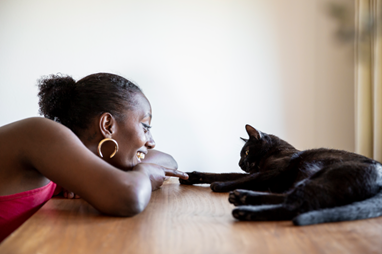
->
[143, 150, 178, 170]
[11, 118, 170, 216]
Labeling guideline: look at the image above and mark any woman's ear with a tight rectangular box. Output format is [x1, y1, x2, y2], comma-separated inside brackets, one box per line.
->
[99, 113, 117, 138]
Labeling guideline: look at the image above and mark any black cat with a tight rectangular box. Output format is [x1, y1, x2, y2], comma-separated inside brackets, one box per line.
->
[180, 125, 382, 225]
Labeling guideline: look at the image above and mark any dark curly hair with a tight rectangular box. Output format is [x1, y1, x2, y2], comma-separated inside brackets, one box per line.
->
[38, 73, 142, 136]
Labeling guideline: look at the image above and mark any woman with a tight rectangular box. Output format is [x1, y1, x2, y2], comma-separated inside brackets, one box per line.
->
[0, 73, 188, 242]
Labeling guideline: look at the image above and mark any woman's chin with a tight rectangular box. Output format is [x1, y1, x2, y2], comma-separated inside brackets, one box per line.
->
[129, 156, 141, 168]
[110, 159, 137, 171]
[111, 153, 145, 170]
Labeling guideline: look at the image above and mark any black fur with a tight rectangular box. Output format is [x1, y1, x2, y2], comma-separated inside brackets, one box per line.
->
[180, 124, 382, 225]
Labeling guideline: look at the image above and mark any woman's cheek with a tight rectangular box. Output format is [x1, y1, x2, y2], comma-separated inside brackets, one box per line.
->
[137, 132, 147, 146]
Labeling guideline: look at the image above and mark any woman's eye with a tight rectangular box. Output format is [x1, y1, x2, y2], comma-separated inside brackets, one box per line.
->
[141, 123, 151, 132]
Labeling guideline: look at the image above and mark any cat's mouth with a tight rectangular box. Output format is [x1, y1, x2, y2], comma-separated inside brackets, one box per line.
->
[240, 162, 259, 173]
[249, 166, 260, 174]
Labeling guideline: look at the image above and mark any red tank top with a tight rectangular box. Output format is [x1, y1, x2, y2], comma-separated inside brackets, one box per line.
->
[0, 181, 57, 242]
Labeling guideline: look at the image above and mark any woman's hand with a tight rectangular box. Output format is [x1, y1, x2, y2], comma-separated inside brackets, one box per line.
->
[133, 163, 188, 191]
[164, 168, 189, 180]
[142, 150, 179, 170]
[63, 189, 81, 199]
[54, 185, 81, 199]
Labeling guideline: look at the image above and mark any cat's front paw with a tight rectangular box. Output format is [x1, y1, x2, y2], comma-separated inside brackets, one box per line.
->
[228, 189, 249, 206]
[210, 182, 230, 192]
[179, 171, 203, 185]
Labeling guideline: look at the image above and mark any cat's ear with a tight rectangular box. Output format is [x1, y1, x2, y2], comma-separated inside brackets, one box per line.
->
[245, 124, 262, 140]
[240, 137, 248, 142]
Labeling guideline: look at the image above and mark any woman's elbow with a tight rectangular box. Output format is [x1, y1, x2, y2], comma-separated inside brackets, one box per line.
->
[107, 184, 152, 217]
[118, 194, 149, 217]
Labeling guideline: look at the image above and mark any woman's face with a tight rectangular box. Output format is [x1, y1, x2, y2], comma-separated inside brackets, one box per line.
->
[111, 92, 156, 170]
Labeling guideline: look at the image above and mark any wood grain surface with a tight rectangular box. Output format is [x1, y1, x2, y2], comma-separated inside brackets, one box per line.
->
[1, 178, 381, 254]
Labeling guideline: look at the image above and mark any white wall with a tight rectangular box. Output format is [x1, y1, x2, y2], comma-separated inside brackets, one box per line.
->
[0, 0, 355, 173]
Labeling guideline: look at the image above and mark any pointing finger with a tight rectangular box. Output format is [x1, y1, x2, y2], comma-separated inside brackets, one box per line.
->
[164, 169, 189, 180]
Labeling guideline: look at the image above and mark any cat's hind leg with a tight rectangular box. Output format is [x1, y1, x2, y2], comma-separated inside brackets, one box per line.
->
[232, 204, 296, 221]
[229, 189, 286, 206]
[283, 161, 382, 214]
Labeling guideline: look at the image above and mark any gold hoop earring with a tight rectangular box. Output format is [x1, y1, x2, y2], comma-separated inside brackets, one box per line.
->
[98, 138, 119, 158]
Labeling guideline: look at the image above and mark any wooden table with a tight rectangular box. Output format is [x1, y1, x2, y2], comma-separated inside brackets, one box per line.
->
[1, 178, 382, 254]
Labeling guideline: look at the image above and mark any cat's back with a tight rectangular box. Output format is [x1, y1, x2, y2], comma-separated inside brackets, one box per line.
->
[287, 148, 381, 187]
[295, 148, 377, 166]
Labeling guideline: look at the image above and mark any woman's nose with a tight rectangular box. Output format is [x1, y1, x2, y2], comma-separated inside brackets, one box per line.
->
[145, 134, 156, 149]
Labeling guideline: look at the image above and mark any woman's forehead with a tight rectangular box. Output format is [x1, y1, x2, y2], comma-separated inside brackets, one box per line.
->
[137, 92, 151, 107]
[131, 93, 152, 116]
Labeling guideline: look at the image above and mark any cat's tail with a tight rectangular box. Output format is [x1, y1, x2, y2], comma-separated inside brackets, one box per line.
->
[293, 189, 382, 226]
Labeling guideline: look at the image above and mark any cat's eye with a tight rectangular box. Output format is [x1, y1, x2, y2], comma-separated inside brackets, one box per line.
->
[245, 150, 249, 156]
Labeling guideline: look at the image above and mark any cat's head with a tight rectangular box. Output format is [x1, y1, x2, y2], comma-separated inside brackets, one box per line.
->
[239, 124, 273, 173]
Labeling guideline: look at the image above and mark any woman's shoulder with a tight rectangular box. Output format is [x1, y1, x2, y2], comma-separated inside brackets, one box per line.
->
[1, 117, 68, 131]
[0, 117, 78, 143]
[2, 117, 58, 127]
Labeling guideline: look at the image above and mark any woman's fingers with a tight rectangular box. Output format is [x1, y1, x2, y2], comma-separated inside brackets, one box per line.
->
[63, 190, 81, 199]
[164, 169, 189, 180]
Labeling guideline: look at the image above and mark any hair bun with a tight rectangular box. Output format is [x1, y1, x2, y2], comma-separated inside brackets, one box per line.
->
[37, 74, 76, 123]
